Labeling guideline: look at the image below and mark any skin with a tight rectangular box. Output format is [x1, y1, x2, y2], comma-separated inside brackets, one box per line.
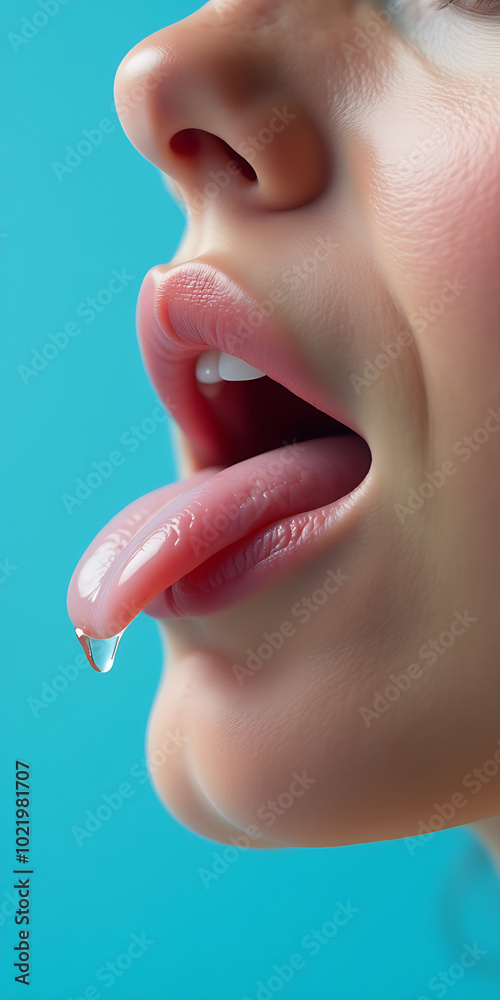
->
[113, 0, 500, 847]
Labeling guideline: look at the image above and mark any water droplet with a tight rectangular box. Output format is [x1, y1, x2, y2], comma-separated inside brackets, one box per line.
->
[75, 628, 124, 673]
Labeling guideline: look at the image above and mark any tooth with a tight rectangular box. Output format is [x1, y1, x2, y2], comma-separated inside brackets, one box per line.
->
[196, 349, 222, 384]
[218, 352, 265, 381]
[196, 349, 266, 384]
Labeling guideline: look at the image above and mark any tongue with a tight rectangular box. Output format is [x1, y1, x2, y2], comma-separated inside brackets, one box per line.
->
[67, 436, 369, 640]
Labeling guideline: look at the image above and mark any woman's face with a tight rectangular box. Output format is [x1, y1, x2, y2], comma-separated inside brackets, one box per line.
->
[110, 0, 500, 847]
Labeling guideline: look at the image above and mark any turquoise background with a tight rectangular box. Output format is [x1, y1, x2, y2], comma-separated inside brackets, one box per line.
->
[1, 1, 500, 997]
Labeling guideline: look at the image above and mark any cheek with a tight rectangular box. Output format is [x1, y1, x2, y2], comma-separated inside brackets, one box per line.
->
[354, 92, 500, 478]
[359, 93, 500, 353]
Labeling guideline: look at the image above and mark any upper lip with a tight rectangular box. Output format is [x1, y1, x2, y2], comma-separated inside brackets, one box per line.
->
[136, 258, 360, 468]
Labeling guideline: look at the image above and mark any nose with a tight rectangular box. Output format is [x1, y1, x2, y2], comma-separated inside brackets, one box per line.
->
[113, 1, 330, 212]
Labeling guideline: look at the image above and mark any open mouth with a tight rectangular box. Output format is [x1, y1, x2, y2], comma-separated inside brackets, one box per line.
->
[190, 349, 356, 467]
[67, 261, 371, 654]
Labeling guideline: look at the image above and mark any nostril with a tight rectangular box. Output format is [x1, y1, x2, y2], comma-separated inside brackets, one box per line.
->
[222, 141, 258, 182]
[170, 129, 202, 156]
[228, 150, 258, 182]
[170, 128, 258, 182]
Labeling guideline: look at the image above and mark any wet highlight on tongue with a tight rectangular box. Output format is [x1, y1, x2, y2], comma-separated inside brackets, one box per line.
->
[67, 435, 370, 671]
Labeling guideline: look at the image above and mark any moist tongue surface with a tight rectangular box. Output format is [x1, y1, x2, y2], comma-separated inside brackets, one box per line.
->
[67, 436, 369, 639]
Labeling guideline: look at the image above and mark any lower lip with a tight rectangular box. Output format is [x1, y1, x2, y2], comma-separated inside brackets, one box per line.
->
[67, 435, 371, 638]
